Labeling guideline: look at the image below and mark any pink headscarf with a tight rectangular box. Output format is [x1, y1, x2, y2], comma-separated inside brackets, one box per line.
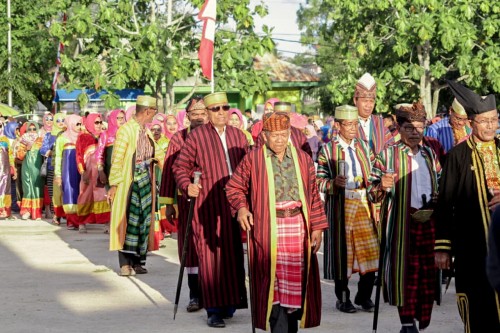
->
[42, 111, 53, 133]
[305, 124, 316, 139]
[264, 98, 280, 111]
[125, 105, 136, 121]
[106, 109, 124, 139]
[63, 114, 82, 143]
[176, 110, 187, 131]
[290, 113, 308, 130]
[84, 113, 101, 137]
[153, 113, 168, 135]
[165, 114, 178, 139]
[228, 108, 244, 129]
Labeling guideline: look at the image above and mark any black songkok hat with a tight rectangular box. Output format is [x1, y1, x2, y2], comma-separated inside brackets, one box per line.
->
[447, 80, 497, 116]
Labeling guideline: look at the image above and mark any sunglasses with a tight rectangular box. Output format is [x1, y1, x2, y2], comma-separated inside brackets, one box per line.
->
[0, 124, 3, 128]
[208, 105, 230, 112]
[28, 127, 37, 132]
[94, 121, 103, 125]
[76, 123, 82, 127]
[45, 117, 54, 121]
[56, 119, 65, 123]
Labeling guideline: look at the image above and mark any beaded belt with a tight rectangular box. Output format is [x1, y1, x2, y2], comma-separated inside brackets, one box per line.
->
[276, 207, 302, 218]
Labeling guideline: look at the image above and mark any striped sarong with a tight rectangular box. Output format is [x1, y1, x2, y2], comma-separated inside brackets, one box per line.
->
[122, 167, 152, 264]
[344, 192, 379, 277]
[273, 201, 305, 309]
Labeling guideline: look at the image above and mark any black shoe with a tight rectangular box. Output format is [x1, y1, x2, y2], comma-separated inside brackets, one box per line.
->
[400, 325, 419, 333]
[355, 299, 375, 312]
[186, 298, 200, 312]
[207, 314, 225, 328]
[336, 300, 357, 313]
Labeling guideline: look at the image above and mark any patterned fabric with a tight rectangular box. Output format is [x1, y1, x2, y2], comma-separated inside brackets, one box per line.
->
[356, 114, 394, 155]
[316, 137, 375, 281]
[367, 142, 440, 307]
[476, 141, 500, 191]
[254, 126, 312, 158]
[344, 195, 378, 276]
[397, 218, 436, 330]
[263, 112, 290, 132]
[269, 148, 299, 202]
[20, 137, 44, 219]
[225, 143, 327, 330]
[273, 201, 305, 309]
[0, 139, 12, 217]
[136, 128, 154, 162]
[122, 168, 152, 264]
[426, 117, 472, 153]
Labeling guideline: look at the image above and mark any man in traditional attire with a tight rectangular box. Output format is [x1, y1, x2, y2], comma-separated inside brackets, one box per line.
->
[107, 96, 165, 276]
[159, 95, 208, 313]
[172, 92, 248, 328]
[353, 73, 393, 155]
[426, 98, 471, 153]
[434, 80, 500, 332]
[316, 105, 378, 313]
[368, 102, 441, 333]
[225, 111, 327, 332]
[254, 102, 312, 157]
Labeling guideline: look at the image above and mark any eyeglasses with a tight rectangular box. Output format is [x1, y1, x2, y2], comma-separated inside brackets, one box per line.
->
[339, 121, 358, 129]
[28, 127, 37, 132]
[116, 116, 125, 121]
[56, 119, 65, 123]
[94, 121, 103, 125]
[472, 118, 498, 126]
[450, 114, 468, 123]
[401, 125, 425, 133]
[208, 105, 230, 112]
[45, 117, 54, 121]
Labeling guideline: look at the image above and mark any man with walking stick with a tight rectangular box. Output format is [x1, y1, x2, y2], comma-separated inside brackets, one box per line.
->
[173, 92, 248, 328]
[368, 102, 441, 333]
[226, 111, 327, 332]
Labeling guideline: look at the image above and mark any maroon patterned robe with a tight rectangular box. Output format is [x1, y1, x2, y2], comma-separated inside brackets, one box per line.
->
[225, 145, 328, 330]
[159, 128, 199, 267]
[173, 123, 248, 309]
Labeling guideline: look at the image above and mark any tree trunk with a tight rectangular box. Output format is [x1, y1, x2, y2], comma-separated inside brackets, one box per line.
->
[418, 41, 433, 119]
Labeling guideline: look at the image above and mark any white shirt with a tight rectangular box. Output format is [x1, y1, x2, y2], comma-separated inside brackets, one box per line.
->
[338, 136, 363, 190]
[409, 149, 433, 209]
[359, 116, 372, 139]
[217, 126, 233, 176]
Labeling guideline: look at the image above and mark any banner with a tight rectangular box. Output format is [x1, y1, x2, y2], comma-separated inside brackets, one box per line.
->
[198, 0, 216, 80]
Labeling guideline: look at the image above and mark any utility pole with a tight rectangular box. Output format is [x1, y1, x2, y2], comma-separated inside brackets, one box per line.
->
[7, 0, 12, 106]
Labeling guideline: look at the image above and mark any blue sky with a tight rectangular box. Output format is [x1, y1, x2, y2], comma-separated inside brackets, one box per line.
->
[250, 0, 310, 57]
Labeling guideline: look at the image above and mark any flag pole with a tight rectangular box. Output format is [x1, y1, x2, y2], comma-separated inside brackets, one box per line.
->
[210, 55, 214, 93]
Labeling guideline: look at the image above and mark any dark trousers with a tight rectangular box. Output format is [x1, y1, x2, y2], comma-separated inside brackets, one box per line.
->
[188, 273, 200, 299]
[269, 305, 299, 333]
[334, 271, 376, 303]
[118, 251, 143, 267]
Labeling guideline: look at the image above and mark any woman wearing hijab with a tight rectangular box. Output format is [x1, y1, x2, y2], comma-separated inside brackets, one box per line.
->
[4, 121, 19, 214]
[305, 124, 320, 162]
[175, 110, 189, 131]
[75, 113, 110, 233]
[39, 111, 53, 138]
[251, 97, 280, 140]
[227, 108, 254, 146]
[40, 113, 66, 224]
[54, 114, 82, 230]
[0, 119, 13, 218]
[19, 122, 44, 220]
[165, 114, 179, 139]
[95, 109, 126, 186]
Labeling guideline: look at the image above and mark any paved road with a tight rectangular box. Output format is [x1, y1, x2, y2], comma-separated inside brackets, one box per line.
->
[0, 218, 463, 333]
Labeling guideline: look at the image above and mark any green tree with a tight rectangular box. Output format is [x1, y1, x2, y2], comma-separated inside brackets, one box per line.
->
[0, 0, 64, 112]
[50, 0, 274, 111]
[298, 0, 500, 117]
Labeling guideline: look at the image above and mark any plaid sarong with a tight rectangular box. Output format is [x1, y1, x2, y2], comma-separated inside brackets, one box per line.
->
[122, 168, 152, 264]
[344, 193, 379, 277]
[273, 201, 305, 309]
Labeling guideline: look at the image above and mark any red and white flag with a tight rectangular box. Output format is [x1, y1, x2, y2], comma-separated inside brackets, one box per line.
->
[198, 0, 216, 80]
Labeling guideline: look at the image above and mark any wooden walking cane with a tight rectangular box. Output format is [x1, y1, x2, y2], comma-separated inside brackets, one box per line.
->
[246, 228, 256, 333]
[372, 169, 393, 333]
[173, 171, 202, 320]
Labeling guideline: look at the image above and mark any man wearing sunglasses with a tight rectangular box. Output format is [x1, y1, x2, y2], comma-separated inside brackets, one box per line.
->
[159, 95, 208, 313]
[426, 99, 472, 153]
[173, 92, 249, 328]
[107, 95, 165, 277]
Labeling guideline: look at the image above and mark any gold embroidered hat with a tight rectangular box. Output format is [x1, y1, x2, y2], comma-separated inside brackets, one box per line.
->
[335, 105, 358, 120]
[204, 92, 228, 107]
[136, 95, 158, 108]
[395, 101, 427, 122]
[262, 112, 291, 132]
